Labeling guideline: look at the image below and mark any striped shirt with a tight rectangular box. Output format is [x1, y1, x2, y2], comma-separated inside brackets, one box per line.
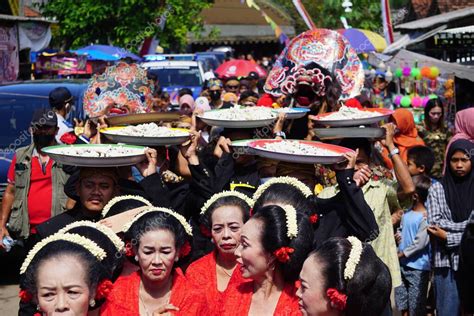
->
[426, 181, 469, 271]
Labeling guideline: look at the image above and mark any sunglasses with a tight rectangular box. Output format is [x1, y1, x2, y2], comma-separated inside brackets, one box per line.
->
[226, 85, 239, 89]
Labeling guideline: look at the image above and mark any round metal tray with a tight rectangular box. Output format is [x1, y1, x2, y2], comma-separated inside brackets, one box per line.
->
[42, 144, 146, 167]
[313, 127, 386, 140]
[197, 116, 276, 128]
[101, 127, 190, 146]
[248, 139, 353, 165]
[312, 108, 394, 127]
[272, 108, 310, 119]
[106, 112, 180, 126]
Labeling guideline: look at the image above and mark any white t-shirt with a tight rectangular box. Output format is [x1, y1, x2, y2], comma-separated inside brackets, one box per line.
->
[55, 113, 73, 144]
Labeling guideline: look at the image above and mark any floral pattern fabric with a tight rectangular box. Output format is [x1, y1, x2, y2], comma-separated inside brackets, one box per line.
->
[83, 62, 154, 117]
[264, 29, 364, 100]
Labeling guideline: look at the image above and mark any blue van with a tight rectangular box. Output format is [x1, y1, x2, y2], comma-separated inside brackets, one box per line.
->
[0, 80, 88, 196]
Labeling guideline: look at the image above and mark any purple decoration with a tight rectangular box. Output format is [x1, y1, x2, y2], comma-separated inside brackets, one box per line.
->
[394, 95, 402, 105]
[402, 67, 411, 77]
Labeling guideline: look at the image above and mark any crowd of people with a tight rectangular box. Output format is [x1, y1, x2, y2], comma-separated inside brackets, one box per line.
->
[0, 47, 473, 316]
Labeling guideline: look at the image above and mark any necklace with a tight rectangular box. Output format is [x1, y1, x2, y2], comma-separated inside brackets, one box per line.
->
[139, 280, 171, 316]
[138, 283, 150, 316]
[217, 264, 234, 278]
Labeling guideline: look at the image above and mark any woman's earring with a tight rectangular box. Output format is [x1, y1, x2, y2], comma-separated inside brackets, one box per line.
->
[89, 299, 96, 307]
[134, 255, 138, 261]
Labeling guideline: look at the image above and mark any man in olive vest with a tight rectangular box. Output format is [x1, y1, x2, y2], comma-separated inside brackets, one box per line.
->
[0, 108, 70, 249]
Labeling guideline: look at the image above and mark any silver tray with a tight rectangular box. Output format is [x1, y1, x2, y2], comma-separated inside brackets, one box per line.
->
[313, 127, 386, 140]
[197, 116, 276, 128]
[312, 108, 393, 127]
[101, 128, 190, 146]
[272, 108, 310, 119]
[42, 144, 146, 167]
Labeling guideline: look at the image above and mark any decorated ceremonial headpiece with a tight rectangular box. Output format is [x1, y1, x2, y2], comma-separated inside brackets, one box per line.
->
[122, 207, 193, 236]
[123, 207, 193, 258]
[19, 233, 115, 306]
[101, 195, 152, 218]
[273, 204, 298, 263]
[20, 233, 106, 275]
[326, 236, 363, 311]
[253, 176, 313, 202]
[58, 221, 125, 253]
[200, 191, 254, 215]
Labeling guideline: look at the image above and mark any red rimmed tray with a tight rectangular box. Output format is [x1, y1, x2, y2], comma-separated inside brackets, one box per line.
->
[248, 139, 354, 164]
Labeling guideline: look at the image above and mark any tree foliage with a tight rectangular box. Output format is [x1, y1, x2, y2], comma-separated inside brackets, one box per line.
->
[273, 0, 383, 34]
[38, 0, 212, 52]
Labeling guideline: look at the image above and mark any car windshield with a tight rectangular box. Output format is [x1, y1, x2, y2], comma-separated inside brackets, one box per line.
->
[148, 68, 202, 87]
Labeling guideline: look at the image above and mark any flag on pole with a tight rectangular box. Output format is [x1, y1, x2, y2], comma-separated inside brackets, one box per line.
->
[292, 0, 316, 30]
[243, 1, 290, 45]
[381, 0, 394, 44]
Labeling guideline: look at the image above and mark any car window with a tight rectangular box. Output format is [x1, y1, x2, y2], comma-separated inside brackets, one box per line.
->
[148, 68, 202, 87]
[0, 94, 49, 152]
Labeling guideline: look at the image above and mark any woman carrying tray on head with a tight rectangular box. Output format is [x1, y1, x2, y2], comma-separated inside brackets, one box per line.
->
[252, 151, 379, 247]
[180, 127, 261, 200]
[262, 29, 365, 187]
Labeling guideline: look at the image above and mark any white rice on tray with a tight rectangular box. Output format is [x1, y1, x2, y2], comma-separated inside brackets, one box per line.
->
[56, 145, 144, 158]
[203, 106, 276, 121]
[106, 123, 188, 137]
[257, 141, 338, 156]
[318, 106, 380, 121]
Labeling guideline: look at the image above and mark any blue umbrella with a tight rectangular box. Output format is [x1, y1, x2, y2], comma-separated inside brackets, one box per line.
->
[73, 45, 141, 61]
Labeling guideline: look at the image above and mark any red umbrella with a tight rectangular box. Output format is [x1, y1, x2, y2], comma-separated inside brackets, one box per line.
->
[215, 59, 267, 79]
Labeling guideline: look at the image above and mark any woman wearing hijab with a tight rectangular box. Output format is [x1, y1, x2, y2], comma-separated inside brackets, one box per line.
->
[443, 107, 474, 173]
[179, 94, 195, 116]
[381, 108, 425, 169]
[426, 139, 474, 316]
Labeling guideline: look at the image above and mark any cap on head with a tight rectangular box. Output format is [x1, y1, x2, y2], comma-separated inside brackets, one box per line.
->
[49, 87, 73, 109]
[79, 167, 119, 184]
[247, 71, 259, 80]
[207, 78, 223, 90]
[30, 108, 58, 128]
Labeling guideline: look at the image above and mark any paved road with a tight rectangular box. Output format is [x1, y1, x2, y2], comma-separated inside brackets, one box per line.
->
[0, 246, 24, 315]
[0, 284, 19, 315]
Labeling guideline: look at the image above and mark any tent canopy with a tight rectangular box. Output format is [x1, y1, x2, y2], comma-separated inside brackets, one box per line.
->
[368, 49, 474, 82]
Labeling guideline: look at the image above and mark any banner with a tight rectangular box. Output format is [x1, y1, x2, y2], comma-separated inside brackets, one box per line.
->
[18, 22, 52, 52]
[36, 54, 89, 75]
[0, 25, 19, 82]
[243, 1, 290, 45]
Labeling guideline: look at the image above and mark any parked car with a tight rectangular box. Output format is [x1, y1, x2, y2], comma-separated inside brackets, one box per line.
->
[195, 53, 221, 71]
[141, 59, 205, 105]
[0, 80, 88, 196]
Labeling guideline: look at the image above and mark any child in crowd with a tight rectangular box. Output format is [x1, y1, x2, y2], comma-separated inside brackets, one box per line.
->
[406, 145, 435, 177]
[395, 175, 432, 316]
[398, 145, 436, 210]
